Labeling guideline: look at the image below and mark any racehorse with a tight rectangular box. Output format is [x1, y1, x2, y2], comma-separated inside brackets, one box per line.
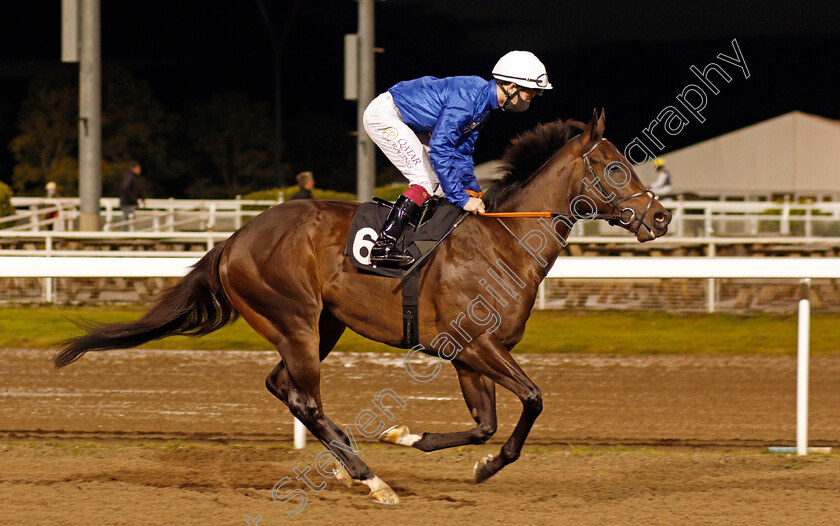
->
[53, 110, 671, 505]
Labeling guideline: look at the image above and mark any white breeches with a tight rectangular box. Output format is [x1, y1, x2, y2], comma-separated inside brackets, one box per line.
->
[362, 92, 442, 197]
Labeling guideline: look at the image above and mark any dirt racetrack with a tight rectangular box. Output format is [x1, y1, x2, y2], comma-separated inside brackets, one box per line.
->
[3, 348, 840, 525]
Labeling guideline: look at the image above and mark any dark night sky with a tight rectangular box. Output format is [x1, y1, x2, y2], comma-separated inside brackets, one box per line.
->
[1, 0, 839, 188]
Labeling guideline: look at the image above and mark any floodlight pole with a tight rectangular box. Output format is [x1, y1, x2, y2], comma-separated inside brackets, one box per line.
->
[356, 0, 375, 201]
[255, 0, 285, 191]
[78, 0, 102, 231]
[272, 49, 283, 190]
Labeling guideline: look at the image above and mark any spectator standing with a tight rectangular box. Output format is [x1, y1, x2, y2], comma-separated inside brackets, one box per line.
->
[45, 181, 59, 198]
[44, 181, 61, 230]
[120, 161, 145, 231]
[290, 171, 315, 200]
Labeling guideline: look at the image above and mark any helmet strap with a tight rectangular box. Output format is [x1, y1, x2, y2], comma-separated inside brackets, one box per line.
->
[497, 80, 522, 112]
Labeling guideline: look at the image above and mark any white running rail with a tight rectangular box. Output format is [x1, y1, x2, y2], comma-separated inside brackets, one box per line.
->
[7, 196, 840, 237]
[3, 255, 839, 455]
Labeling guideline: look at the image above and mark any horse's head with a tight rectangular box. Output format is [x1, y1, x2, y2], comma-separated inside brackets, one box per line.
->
[576, 110, 671, 242]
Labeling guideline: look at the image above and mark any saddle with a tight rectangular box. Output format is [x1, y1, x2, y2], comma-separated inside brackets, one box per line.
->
[344, 197, 465, 278]
[344, 197, 467, 348]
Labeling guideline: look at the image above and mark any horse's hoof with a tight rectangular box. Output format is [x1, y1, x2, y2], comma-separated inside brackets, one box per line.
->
[379, 425, 407, 444]
[364, 476, 400, 505]
[332, 459, 354, 488]
[379, 425, 421, 447]
[474, 454, 496, 483]
[370, 487, 400, 505]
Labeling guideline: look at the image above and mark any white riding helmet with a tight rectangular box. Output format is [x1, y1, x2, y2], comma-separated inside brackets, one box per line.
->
[492, 51, 553, 90]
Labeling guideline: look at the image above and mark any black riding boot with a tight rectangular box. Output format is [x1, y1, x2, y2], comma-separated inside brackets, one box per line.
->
[370, 195, 422, 266]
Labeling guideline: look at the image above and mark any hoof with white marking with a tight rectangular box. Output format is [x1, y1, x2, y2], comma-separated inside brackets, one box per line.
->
[379, 425, 422, 447]
[364, 476, 400, 505]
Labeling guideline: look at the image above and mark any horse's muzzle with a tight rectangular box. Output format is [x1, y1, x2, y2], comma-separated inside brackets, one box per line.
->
[637, 208, 671, 242]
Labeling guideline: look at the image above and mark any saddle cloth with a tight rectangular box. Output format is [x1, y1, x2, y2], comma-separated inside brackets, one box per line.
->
[344, 198, 464, 278]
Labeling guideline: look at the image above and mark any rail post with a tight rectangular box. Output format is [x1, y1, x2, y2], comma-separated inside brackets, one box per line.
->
[208, 203, 217, 231]
[781, 195, 791, 235]
[797, 278, 810, 456]
[703, 206, 712, 238]
[103, 201, 113, 231]
[168, 197, 175, 232]
[294, 418, 306, 449]
[235, 195, 243, 230]
[44, 234, 54, 303]
[30, 205, 39, 231]
[706, 242, 716, 313]
[674, 195, 684, 237]
[56, 202, 66, 232]
[805, 206, 813, 238]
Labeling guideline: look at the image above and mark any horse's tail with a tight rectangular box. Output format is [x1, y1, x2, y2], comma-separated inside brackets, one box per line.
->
[52, 241, 238, 368]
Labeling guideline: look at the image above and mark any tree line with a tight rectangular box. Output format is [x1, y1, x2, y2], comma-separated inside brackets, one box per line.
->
[4, 66, 359, 200]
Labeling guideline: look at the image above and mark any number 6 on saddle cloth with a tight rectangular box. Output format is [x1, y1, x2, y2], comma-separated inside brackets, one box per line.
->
[344, 197, 467, 347]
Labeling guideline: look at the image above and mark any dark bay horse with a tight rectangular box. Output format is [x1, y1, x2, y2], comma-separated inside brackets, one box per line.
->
[53, 110, 671, 505]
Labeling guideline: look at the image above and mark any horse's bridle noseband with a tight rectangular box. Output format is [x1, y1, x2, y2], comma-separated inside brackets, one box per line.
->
[577, 137, 658, 236]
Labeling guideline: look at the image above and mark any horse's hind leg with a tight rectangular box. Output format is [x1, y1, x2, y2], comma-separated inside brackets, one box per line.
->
[261, 311, 399, 504]
[266, 308, 350, 487]
[264, 350, 398, 504]
[380, 362, 497, 452]
[227, 275, 398, 503]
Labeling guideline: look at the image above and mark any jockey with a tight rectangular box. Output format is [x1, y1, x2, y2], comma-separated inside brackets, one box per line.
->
[650, 158, 672, 196]
[363, 50, 552, 266]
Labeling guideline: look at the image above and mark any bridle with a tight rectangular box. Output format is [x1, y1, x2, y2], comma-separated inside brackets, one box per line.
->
[576, 136, 658, 236]
[487, 133, 660, 240]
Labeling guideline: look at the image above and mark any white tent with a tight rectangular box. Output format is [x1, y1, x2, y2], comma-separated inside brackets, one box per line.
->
[655, 111, 840, 197]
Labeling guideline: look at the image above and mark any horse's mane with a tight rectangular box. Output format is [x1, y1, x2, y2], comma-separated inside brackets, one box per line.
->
[482, 119, 585, 212]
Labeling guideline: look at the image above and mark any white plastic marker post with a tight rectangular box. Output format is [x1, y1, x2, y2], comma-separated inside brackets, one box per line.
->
[294, 418, 307, 449]
[797, 279, 810, 456]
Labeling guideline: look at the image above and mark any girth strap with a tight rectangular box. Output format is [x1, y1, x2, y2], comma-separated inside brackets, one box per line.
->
[402, 272, 420, 348]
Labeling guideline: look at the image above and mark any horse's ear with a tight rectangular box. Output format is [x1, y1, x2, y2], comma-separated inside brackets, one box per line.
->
[588, 108, 598, 129]
[597, 108, 606, 136]
[583, 108, 602, 145]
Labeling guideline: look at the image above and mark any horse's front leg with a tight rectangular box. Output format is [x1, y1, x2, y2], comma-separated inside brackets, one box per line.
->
[456, 333, 542, 483]
[380, 362, 497, 451]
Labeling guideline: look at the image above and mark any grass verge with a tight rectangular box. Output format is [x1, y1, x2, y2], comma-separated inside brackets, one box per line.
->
[2, 306, 839, 355]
